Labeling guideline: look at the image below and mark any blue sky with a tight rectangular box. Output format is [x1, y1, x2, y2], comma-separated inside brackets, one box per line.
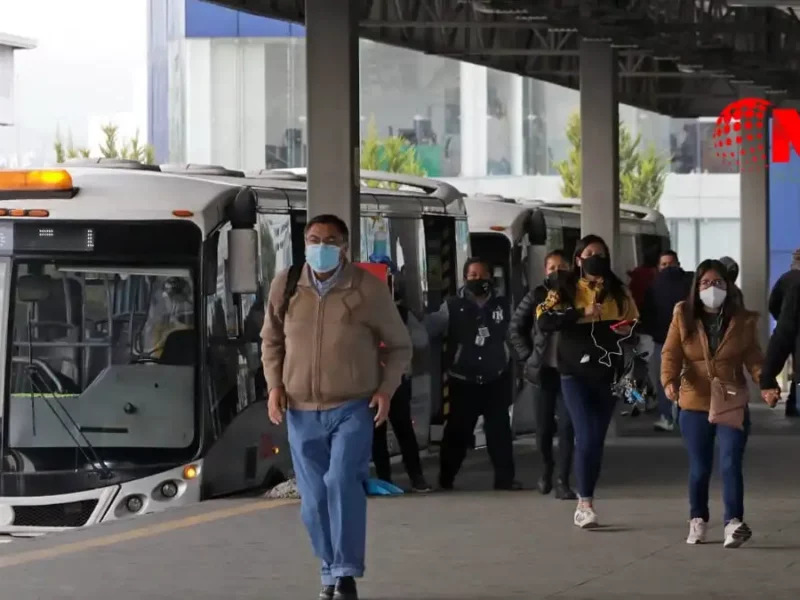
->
[0, 0, 147, 165]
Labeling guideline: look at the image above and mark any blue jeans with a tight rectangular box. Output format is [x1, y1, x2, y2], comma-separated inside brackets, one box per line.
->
[560, 376, 617, 499]
[679, 409, 750, 524]
[287, 399, 374, 585]
[649, 342, 673, 423]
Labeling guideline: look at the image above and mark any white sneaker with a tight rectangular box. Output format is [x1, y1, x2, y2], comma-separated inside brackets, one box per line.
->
[573, 504, 599, 529]
[653, 415, 674, 432]
[686, 518, 707, 544]
[723, 519, 752, 549]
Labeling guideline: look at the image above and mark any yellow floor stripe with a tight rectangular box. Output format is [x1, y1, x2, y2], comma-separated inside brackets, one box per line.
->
[0, 498, 297, 569]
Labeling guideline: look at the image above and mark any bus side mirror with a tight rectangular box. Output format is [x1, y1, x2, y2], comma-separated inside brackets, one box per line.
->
[227, 228, 259, 294]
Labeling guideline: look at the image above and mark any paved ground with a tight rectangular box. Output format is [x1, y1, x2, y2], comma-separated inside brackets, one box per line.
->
[0, 403, 799, 600]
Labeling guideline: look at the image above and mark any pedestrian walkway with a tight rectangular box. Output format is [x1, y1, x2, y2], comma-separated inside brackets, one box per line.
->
[0, 404, 798, 599]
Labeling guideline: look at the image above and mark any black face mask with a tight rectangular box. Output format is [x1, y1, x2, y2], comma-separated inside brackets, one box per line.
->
[582, 255, 610, 277]
[545, 271, 562, 288]
[465, 279, 491, 296]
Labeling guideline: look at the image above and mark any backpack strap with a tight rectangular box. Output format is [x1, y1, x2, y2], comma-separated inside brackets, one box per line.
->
[280, 263, 303, 321]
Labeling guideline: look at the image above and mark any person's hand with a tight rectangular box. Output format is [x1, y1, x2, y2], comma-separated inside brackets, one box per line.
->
[584, 304, 602, 319]
[370, 391, 391, 427]
[761, 389, 781, 408]
[268, 386, 287, 425]
[665, 383, 678, 402]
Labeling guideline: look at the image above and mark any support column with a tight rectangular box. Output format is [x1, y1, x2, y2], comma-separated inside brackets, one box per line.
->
[184, 39, 213, 164]
[739, 86, 770, 349]
[508, 74, 525, 176]
[305, 0, 360, 259]
[579, 39, 620, 267]
[459, 62, 488, 177]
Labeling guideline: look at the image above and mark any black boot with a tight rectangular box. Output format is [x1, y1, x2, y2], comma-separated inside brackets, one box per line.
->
[537, 473, 553, 495]
[554, 479, 577, 500]
[410, 473, 432, 493]
[333, 576, 358, 600]
[494, 479, 523, 491]
[319, 585, 335, 600]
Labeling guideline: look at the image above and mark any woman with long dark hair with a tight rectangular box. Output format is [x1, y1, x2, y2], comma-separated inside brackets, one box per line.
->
[661, 259, 766, 548]
[536, 234, 639, 528]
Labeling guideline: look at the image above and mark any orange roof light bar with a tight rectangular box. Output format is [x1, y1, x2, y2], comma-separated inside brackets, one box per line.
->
[0, 170, 73, 192]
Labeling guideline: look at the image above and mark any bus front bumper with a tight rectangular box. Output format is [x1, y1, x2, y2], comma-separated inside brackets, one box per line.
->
[0, 461, 203, 534]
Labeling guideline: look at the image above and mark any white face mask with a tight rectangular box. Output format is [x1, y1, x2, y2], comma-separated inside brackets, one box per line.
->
[699, 286, 727, 309]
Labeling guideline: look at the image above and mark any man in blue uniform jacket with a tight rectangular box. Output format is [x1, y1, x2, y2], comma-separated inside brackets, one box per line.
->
[425, 257, 521, 491]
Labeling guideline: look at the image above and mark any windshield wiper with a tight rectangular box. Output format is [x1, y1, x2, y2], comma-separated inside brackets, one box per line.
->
[23, 368, 113, 480]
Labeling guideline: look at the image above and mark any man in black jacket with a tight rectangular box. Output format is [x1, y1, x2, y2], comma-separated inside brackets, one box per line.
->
[767, 249, 800, 417]
[508, 250, 576, 499]
[425, 257, 520, 491]
[640, 250, 692, 432]
[371, 272, 432, 492]
[761, 280, 798, 408]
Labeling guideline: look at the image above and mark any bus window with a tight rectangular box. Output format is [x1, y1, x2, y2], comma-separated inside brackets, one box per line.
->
[205, 230, 256, 433]
[257, 213, 292, 291]
[455, 219, 470, 288]
[546, 227, 563, 253]
[387, 216, 427, 316]
[562, 227, 581, 263]
[362, 216, 390, 262]
[619, 234, 638, 276]
[639, 233, 667, 267]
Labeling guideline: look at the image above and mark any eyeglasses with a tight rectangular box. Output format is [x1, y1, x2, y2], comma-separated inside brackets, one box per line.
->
[305, 235, 342, 246]
[699, 278, 726, 290]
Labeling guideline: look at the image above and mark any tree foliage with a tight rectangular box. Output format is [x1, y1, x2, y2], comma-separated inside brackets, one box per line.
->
[555, 112, 669, 209]
[54, 123, 155, 165]
[360, 117, 426, 188]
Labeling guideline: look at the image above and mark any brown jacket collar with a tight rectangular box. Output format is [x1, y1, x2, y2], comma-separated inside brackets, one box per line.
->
[297, 261, 361, 291]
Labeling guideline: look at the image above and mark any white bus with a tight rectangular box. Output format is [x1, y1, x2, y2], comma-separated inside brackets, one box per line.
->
[0, 160, 469, 532]
[159, 164, 469, 463]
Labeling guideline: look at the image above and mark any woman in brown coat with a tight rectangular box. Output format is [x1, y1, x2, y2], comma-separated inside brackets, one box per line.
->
[661, 259, 770, 549]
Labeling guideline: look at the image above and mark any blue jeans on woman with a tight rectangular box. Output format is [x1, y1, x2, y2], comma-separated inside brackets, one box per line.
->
[679, 408, 750, 524]
[560, 376, 617, 499]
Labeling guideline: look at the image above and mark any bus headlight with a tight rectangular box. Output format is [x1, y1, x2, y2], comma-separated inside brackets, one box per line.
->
[160, 481, 179, 499]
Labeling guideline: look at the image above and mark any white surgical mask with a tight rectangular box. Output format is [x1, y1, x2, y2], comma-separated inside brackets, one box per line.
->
[699, 286, 727, 309]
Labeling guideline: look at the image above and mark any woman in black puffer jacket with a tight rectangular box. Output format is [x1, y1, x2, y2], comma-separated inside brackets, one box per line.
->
[508, 250, 576, 499]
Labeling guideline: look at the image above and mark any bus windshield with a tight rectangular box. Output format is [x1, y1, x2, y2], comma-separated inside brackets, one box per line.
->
[5, 262, 197, 472]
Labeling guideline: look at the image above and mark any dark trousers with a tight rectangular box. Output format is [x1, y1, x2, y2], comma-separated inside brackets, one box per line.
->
[535, 366, 574, 482]
[439, 372, 515, 487]
[372, 377, 424, 482]
[788, 377, 797, 411]
[679, 408, 749, 524]
[560, 375, 617, 499]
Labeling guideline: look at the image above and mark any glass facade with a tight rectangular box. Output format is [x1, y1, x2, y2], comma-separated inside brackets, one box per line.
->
[147, 1, 756, 283]
[159, 32, 694, 178]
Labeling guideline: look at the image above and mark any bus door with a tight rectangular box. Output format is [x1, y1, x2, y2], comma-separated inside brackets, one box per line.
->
[423, 215, 459, 446]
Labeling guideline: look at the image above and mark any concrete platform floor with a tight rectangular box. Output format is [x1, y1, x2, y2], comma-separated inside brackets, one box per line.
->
[0, 403, 799, 599]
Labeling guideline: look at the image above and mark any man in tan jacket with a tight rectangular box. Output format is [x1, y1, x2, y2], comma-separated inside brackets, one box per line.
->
[262, 213, 412, 600]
